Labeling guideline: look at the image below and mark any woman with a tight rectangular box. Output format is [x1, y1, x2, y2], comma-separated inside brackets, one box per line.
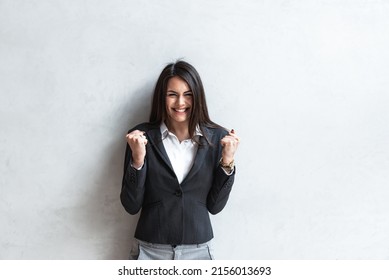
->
[120, 60, 239, 260]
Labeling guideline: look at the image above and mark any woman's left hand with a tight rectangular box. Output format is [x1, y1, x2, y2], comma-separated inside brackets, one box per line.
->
[220, 129, 240, 164]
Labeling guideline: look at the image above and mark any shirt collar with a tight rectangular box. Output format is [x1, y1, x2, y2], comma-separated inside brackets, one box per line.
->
[160, 122, 203, 140]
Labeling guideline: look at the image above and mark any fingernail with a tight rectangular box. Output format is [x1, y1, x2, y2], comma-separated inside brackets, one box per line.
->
[231, 129, 235, 133]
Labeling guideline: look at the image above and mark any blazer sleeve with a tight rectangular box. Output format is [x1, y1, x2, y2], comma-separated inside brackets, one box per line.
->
[120, 142, 147, 215]
[206, 163, 235, 215]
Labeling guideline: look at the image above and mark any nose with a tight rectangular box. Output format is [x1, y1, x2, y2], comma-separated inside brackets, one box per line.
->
[177, 95, 185, 106]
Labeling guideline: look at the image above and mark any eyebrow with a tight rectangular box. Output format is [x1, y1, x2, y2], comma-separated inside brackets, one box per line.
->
[166, 90, 192, 94]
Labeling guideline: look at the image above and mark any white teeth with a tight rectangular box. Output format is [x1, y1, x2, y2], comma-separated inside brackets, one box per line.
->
[175, 108, 186, 112]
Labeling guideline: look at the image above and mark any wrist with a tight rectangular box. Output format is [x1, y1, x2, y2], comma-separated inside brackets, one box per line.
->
[131, 157, 144, 169]
[220, 157, 234, 169]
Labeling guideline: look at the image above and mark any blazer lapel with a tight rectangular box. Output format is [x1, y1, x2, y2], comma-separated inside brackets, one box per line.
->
[146, 127, 175, 173]
[181, 126, 213, 184]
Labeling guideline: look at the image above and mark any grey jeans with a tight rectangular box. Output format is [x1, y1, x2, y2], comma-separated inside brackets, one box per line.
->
[130, 239, 214, 260]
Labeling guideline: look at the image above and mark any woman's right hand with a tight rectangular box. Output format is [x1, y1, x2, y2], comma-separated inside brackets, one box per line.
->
[126, 130, 148, 168]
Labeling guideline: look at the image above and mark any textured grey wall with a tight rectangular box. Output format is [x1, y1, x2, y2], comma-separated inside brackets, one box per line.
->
[1, 0, 389, 259]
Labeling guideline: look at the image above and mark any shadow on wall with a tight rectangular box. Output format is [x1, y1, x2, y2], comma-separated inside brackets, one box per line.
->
[81, 83, 153, 259]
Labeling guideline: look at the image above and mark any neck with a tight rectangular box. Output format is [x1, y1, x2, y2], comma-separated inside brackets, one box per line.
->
[166, 121, 190, 141]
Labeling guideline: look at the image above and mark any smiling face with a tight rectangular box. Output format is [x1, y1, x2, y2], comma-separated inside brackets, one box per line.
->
[165, 76, 193, 130]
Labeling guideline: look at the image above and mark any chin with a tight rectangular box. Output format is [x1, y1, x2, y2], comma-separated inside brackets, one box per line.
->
[172, 117, 189, 123]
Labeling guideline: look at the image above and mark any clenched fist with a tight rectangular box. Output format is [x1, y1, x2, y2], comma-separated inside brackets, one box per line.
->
[126, 130, 148, 169]
[220, 129, 240, 165]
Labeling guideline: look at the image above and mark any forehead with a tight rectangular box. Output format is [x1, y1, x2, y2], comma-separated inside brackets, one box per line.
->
[166, 76, 190, 92]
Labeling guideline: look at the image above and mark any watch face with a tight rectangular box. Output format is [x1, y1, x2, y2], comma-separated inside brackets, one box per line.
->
[220, 158, 234, 168]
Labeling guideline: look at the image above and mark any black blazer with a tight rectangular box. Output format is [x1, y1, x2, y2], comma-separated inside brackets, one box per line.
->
[120, 122, 235, 245]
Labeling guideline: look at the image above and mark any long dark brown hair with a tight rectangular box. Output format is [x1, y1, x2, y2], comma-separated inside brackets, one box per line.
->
[149, 60, 223, 143]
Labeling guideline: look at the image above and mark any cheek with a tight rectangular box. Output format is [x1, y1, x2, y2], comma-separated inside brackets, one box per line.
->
[165, 100, 172, 110]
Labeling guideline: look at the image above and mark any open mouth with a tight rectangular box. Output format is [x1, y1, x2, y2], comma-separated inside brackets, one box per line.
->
[173, 108, 189, 113]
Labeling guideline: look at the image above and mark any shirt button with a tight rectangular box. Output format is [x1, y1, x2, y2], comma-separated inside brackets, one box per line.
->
[175, 190, 182, 197]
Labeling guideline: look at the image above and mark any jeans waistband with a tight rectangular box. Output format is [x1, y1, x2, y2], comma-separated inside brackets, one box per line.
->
[136, 239, 212, 250]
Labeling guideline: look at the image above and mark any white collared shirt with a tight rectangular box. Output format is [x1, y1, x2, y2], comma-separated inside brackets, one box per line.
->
[160, 122, 202, 184]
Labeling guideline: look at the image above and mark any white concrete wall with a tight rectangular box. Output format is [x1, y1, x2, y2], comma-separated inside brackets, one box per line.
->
[1, 0, 389, 259]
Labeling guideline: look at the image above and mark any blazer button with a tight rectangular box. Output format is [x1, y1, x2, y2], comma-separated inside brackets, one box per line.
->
[175, 190, 182, 197]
